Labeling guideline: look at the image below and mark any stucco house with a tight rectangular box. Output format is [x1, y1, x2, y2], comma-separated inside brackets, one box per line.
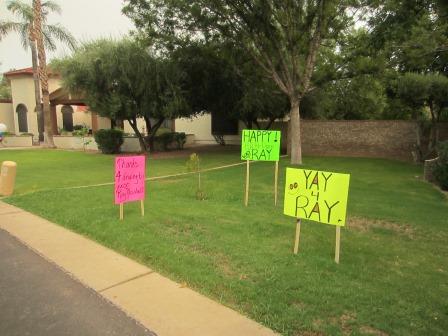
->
[0, 67, 242, 147]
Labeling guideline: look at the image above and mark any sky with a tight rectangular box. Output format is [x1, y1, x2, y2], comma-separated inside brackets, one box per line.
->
[0, 0, 135, 73]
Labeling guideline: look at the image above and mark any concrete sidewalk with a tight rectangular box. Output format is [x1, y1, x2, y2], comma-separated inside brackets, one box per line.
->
[0, 229, 155, 336]
[0, 201, 277, 336]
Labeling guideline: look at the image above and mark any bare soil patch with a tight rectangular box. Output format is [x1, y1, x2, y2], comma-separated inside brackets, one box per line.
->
[348, 216, 415, 238]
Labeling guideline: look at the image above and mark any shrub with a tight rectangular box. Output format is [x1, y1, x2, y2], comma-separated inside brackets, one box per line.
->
[433, 141, 448, 190]
[156, 132, 174, 151]
[154, 132, 187, 151]
[174, 132, 186, 149]
[73, 124, 87, 131]
[73, 127, 92, 151]
[94, 129, 123, 154]
[156, 127, 171, 135]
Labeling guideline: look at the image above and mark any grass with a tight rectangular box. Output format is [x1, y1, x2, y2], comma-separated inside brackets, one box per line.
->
[0, 148, 241, 194]
[1, 149, 447, 335]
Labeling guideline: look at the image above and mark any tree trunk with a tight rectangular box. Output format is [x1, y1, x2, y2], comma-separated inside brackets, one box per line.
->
[127, 118, 147, 152]
[33, 0, 55, 148]
[144, 116, 165, 151]
[29, 36, 43, 142]
[289, 98, 302, 164]
[414, 121, 423, 163]
[427, 102, 439, 158]
[263, 117, 276, 130]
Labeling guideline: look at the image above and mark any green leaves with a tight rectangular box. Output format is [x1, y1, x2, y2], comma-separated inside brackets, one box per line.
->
[55, 37, 195, 150]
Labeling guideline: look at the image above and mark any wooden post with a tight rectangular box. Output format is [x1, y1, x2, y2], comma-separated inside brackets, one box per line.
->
[91, 112, 99, 133]
[50, 104, 58, 135]
[293, 218, 301, 254]
[244, 160, 250, 206]
[335, 226, 341, 264]
[119, 203, 124, 220]
[140, 200, 145, 217]
[274, 161, 279, 206]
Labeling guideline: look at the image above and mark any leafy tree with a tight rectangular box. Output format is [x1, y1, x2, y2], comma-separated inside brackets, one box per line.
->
[172, 42, 288, 130]
[123, 0, 361, 164]
[396, 72, 448, 160]
[0, 0, 76, 143]
[301, 75, 386, 120]
[0, 76, 11, 99]
[367, 0, 448, 74]
[55, 38, 193, 152]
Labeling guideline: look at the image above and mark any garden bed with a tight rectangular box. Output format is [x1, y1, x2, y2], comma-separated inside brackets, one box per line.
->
[1, 135, 33, 147]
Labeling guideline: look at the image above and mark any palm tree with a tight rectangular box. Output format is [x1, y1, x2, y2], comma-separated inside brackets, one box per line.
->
[0, 0, 76, 144]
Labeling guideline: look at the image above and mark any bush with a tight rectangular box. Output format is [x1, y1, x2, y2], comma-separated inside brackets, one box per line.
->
[94, 129, 123, 154]
[73, 124, 87, 131]
[433, 141, 448, 190]
[174, 132, 186, 149]
[154, 132, 187, 151]
[156, 132, 174, 151]
[156, 127, 171, 135]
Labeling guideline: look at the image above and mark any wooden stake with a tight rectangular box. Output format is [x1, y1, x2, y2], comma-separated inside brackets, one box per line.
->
[244, 160, 250, 206]
[119, 203, 124, 220]
[274, 161, 279, 206]
[293, 218, 301, 254]
[335, 226, 341, 264]
[140, 199, 145, 217]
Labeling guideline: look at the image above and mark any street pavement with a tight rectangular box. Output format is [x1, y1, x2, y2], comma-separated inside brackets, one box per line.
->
[0, 228, 156, 336]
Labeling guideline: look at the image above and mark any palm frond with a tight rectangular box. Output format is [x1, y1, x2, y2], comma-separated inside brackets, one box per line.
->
[0, 21, 24, 38]
[6, 0, 33, 22]
[0, 20, 30, 50]
[42, 29, 57, 51]
[42, 0, 62, 15]
[45, 24, 77, 50]
[21, 22, 33, 49]
[4, 0, 76, 52]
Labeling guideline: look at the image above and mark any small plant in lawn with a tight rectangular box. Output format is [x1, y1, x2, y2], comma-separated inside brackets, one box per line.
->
[73, 126, 92, 151]
[186, 153, 206, 200]
[94, 129, 123, 154]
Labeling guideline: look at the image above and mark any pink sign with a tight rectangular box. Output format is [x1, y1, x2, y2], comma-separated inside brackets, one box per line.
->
[114, 156, 146, 204]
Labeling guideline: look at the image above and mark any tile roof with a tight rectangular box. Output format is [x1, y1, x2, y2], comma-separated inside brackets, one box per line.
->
[4, 67, 58, 77]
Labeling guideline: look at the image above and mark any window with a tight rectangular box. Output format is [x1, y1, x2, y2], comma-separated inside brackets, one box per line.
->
[16, 104, 28, 133]
[61, 105, 74, 132]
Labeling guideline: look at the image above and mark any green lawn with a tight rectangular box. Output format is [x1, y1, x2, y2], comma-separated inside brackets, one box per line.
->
[1, 149, 447, 335]
[0, 149, 241, 194]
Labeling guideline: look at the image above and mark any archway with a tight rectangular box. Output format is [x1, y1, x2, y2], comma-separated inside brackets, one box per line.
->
[61, 105, 74, 131]
[16, 104, 28, 133]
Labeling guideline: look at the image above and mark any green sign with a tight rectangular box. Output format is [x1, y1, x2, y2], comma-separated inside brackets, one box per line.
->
[284, 168, 350, 226]
[241, 130, 281, 161]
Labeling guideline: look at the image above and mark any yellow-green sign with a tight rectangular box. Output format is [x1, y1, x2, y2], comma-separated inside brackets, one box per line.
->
[241, 129, 281, 161]
[284, 168, 350, 226]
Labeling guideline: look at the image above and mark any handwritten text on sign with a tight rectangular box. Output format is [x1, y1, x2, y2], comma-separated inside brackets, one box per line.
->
[283, 168, 350, 226]
[241, 130, 281, 161]
[114, 156, 146, 204]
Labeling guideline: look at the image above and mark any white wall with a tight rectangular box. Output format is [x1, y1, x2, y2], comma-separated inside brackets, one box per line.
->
[10, 76, 37, 135]
[9, 75, 62, 136]
[175, 114, 242, 145]
[123, 118, 146, 134]
[0, 102, 15, 133]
